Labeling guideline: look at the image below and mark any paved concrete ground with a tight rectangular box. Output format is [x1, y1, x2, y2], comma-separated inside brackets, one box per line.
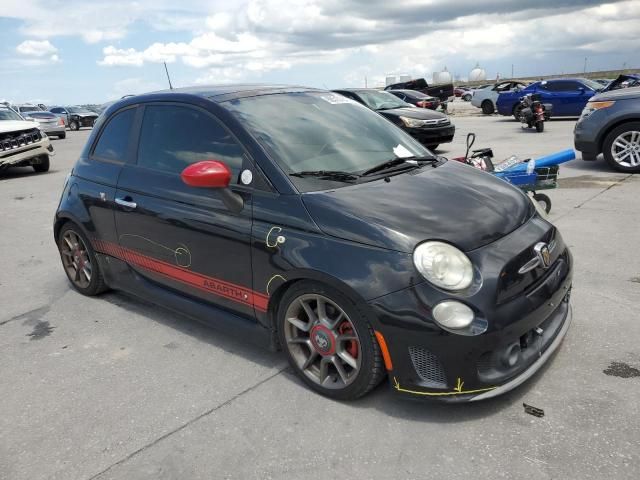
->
[1, 117, 638, 480]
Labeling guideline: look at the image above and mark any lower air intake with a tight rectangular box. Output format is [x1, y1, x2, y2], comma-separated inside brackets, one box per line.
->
[408, 346, 447, 388]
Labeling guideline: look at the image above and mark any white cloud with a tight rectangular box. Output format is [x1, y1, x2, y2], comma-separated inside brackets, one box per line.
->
[16, 40, 57, 57]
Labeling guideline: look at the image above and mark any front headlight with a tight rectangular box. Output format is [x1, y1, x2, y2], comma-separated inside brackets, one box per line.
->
[581, 100, 615, 118]
[399, 116, 426, 128]
[413, 241, 473, 291]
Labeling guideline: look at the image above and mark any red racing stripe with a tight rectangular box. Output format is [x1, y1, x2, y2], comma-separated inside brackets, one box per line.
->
[93, 238, 269, 312]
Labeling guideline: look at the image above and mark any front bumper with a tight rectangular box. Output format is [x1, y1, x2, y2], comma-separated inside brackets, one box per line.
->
[574, 117, 601, 160]
[0, 136, 53, 170]
[369, 217, 573, 402]
[76, 116, 97, 127]
[406, 125, 455, 146]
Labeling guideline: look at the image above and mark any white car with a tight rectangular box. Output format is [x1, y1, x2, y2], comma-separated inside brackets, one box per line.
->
[471, 81, 527, 114]
[0, 106, 54, 173]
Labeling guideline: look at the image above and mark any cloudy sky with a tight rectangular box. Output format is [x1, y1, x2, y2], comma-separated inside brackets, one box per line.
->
[1, 0, 639, 104]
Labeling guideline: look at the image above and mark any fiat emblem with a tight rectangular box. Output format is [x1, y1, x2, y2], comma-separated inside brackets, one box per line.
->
[534, 242, 551, 269]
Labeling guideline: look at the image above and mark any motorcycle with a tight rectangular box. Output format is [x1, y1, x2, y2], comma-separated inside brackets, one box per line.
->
[518, 93, 552, 132]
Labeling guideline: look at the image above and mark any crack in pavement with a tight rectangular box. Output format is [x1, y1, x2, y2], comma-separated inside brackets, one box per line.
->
[86, 367, 287, 480]
[0, 305, 50, 327]
[552, 174, 632, 224]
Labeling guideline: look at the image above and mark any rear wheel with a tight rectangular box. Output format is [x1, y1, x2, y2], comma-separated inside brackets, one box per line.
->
[602, 122, 640, 172]
[32, 155, 49, 172]
[463, 94, 472, 101]
[57, 223, 108, 296]
[278, 281, 385, 400]
[535, 121, 544, 133]
[428, 144, 439, 151]
[481, 100, 494, 115]
[513, 104, 524, 121]
[533, 193, 551, 213]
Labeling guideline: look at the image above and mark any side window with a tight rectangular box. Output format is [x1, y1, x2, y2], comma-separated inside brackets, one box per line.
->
[92, 108, 136, 162]
[137, 105, 245, 183]
[546, 81, 581, 92]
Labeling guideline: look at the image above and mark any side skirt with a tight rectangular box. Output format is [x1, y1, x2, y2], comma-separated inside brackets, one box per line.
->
[97, 254, 273, 350]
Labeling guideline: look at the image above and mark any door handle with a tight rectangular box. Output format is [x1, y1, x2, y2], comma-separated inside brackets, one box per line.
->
[115, 197, 137, 209]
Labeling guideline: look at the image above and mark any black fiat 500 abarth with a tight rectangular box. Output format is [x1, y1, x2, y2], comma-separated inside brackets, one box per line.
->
[54, 85, 573, 402]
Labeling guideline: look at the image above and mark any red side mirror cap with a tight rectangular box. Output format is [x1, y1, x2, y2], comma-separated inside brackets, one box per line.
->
[181, 161, 231, 188]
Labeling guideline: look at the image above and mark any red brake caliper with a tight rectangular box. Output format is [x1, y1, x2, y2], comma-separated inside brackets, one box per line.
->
[338, 322, 358, 359]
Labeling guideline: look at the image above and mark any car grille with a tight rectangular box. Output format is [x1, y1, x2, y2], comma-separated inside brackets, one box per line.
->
[0, 128, 42, 153]
[496, 228, 568, 304]
[408, 346, 448, 387]
[422, 118, 450, 128]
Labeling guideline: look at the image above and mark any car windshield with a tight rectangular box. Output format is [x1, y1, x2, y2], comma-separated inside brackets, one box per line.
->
[0, 107, 24, 121]
[581, 79, 605, 91]
[353, 90, 411, 110]
[225, 91, 432, 192]
[19, 106, 40, 112]
[67, 107, 91, 114]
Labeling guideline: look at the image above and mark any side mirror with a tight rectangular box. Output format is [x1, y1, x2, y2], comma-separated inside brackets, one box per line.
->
[578, 87, 586, 93]
[181, 160, 231, 188]
[180, 160, 244, 213]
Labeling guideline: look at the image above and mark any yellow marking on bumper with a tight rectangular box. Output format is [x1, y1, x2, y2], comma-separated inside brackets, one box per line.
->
[392, 377, 496, 397]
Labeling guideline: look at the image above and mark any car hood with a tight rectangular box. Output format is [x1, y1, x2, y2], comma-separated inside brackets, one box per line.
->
[302, 160, 533, 253]
[602, 74, 640, 92]
[376, 107, 446, 120]
[593, 85, 640, 102]
[0, 120, 37, 133]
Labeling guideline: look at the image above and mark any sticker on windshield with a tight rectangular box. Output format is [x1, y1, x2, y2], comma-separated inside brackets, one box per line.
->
[393, 144, 413, 158]
[319, 94, 356, 105]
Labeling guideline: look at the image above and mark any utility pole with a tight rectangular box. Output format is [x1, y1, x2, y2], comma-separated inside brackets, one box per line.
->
[583, 57, 587, 74]
[511, 64, 514, 79]
[364, 76, 368, 88]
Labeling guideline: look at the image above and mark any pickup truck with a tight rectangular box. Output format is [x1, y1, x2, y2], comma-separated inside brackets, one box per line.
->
[384, 78, 454, 104]
[0, 106, 54, 173]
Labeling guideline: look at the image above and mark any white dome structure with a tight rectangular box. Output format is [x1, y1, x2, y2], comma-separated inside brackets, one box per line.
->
[433, 67, 452, 85]
[469, 64, 487, 82]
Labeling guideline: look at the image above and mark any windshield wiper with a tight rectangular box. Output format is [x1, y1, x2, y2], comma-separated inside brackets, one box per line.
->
[361, 156, 436, 176]
[289, 170, 360, 182]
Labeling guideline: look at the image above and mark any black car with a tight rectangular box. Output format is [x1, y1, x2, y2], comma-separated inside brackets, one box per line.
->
[333, 88, 454, 149]
[54, 85, 573, 402]
[384, 77, 454, 103]
[575, 86, 640, 172]
[50, 106, 99, 131]
[387, 89, 441, 110]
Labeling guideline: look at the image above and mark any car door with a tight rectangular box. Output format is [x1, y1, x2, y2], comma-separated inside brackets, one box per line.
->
[537, 81, 591, 116]
[113, 102, 260, 317]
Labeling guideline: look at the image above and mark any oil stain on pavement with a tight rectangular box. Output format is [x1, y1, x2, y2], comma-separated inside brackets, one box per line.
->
[26, 321, 55, 340]
[603, 361, 640, 378]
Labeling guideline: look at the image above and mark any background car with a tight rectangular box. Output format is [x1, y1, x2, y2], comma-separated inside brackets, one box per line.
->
[333, 88, 455, 149]
[496, 78, 604, 119]
[20, 111, 66, 139]
[454, 87, 470, 98]
[471, 81, 528, 114]
[0, 105, 53, 173]
[384, 77, 454, 103]
[387, 89, 440, 110]
[50, 106, 98, 130]
[574, 86, 640, 172]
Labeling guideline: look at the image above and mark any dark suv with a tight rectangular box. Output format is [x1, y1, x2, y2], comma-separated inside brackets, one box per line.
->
[574, 86, 640, 172]
[54, 85, 572, 402]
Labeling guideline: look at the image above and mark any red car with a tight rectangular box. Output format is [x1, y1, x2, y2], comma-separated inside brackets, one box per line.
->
[454, 87, 470, 97]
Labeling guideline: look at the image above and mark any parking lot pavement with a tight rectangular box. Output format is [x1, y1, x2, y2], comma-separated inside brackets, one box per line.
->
[1, 123, 639, 480]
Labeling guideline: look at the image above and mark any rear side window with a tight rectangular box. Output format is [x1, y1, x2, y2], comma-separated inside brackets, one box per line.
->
[137, 105, 245, 182]
[545, 81, 581, 92]
[92, 108, 136, 162]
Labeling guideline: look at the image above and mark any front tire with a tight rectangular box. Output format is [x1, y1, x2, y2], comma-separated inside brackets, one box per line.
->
[602, 122, 640, 172]
[535, 121, 544, 133]
[57, 223, 109, 296]
[533, 193, 551, 214]
[58, 132, 66, 139]
[32, 155, 49, 172]
[69, 120, 79, 131]
[481, 100, 494, 115]
[277, 281, 385, 400]
[513, 104, 524, 121]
